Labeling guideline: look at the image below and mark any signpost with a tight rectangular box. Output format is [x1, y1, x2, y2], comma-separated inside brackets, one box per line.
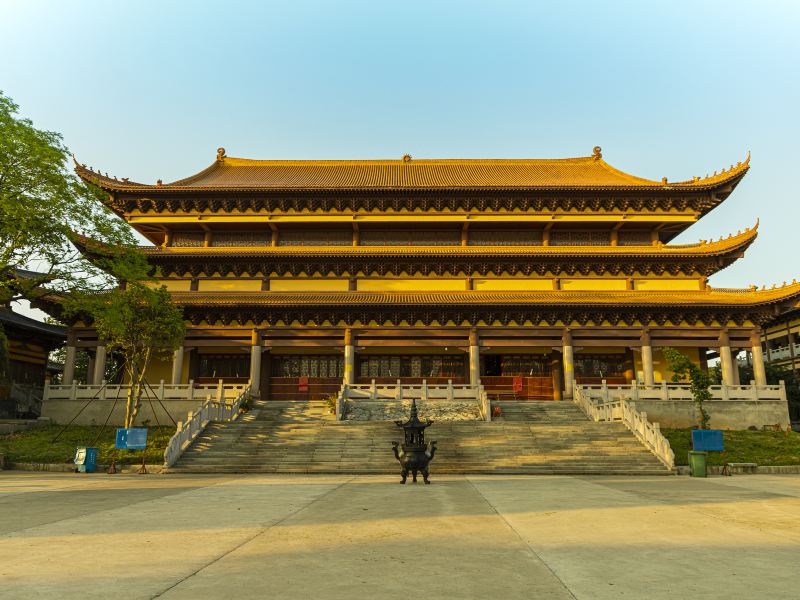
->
[115, 427, 149, 450]
[111, 428, 150, 474]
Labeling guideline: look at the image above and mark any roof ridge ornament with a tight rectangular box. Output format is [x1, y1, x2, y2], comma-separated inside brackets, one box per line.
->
[592, 146, 602, 160]
[217, 147, 226, 161]
[402, 154, 412, 163]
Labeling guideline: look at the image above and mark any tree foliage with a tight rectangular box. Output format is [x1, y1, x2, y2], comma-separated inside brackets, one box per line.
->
[85, 284, 185, 427]
[739, 361, 800, 420]
[663, 347, 712, 430]
[0, 90, 148, 306]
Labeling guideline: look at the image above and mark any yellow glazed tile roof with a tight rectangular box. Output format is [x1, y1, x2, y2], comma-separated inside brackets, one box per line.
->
[74, 148, 750, 192]
[168, 280, 800, 309]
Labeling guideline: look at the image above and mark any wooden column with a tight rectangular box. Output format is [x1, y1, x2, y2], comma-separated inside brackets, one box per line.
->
[751, 329, 767, 386]
[718, 331, 735, 385]
[92, 344, 107, 385]
[641, 329, 655, 386]
[562, 329, 574, 399]
[261, 350, 271, 401]
[622, 348, 635, 383]
[468, 328, 480, 387]
[86, 352, 95, 385]
[171, 345, 185, 385]
[63, 330, 77, 385]
[344, 328, 355, 385]
[787, 322, 797, 373]
[550, 350, 563, 401]
[250, 330, 262, 397]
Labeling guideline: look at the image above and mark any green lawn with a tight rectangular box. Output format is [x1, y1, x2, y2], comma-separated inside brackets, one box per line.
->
[0, 425, 174, 465]
[663, 429, 800, 466]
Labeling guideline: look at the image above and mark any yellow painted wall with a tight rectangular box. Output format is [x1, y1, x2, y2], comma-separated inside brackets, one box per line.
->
[144, 280, 192, 292]
[271, 279, 350, 292]
[633, 347, 702, 383]
[473, 278, 553, 291]
[143, 355, 173, 385]
[560, 279, 627, 291]
[634, 279, 702, 291]
[198, 279, 262, 292]
[357, 279, 465, 292]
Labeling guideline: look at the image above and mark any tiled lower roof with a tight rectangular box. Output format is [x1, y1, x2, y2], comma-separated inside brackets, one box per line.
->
[169, 285, 800, 308]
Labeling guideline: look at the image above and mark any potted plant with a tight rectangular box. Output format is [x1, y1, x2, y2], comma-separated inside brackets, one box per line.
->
[324, 393, 338, 415]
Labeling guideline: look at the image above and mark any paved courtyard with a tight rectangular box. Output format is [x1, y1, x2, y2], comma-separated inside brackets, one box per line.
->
[1, 473, 799, 599]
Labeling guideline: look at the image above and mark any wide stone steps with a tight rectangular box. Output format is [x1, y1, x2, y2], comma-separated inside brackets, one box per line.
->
[169, 400, 671, 475]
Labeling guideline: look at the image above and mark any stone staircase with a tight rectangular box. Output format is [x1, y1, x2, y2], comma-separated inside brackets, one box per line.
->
[168, 400, 672, 475]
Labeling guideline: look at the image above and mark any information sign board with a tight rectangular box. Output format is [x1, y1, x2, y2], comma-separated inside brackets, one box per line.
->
[115, 428, 149, 450]
[692, 429, 724, 452]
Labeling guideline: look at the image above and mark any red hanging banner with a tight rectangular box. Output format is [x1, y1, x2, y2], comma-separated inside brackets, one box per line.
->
[298, 376, 309, 392]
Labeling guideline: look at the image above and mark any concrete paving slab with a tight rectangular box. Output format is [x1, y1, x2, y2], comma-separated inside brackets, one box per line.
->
[1, 473, 799, 599]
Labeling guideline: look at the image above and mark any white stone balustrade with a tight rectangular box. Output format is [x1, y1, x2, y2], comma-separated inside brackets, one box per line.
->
[573, 381, 675, 469]
[766, 343, 800, 362]
[576, 380, 786, 404]
[43, 380, 249, 404]
[335, 379, 491, 421]
[163, 383, 251, 468]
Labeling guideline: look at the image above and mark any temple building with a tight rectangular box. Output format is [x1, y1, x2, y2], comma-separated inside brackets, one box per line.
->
[66, 146, 800, 403]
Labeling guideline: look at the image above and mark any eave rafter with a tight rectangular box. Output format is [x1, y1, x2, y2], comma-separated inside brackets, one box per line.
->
[169, 282, 800, 329]
[131, 225, 757, 278]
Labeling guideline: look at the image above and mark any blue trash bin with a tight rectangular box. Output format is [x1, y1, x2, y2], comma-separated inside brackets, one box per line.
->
[74, 447, 99, 473]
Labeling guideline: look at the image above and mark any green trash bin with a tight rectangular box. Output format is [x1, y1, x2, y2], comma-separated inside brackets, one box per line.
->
[688, 450, 707, 477]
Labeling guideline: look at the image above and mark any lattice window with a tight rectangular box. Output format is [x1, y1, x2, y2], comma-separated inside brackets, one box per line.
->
[211, 231, 270, 247]
[574, 354, 626, 377]
[617, 231, 653, 246]
[359, 230, 461, 246]
[278, 230, 352, 246]
[270, 355, 344, 377]
[171, 232, 204, 247]
[356, 355, 465, 378]
[198, 354, 250, 378]
[498, 355, 550, 376]
[550, 230, 610, 246]
[468, 230, 543, 246]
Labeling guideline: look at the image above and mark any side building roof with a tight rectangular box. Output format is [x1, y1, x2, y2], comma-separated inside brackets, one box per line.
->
[0, 308, 67, 343]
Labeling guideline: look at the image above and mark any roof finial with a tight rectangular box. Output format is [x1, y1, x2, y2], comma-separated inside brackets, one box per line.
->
[402, 154, 412, 163]
[216, 147, 226, 161]
[592, 146, 602, 160]
[156, 179, 163, 186]
[661, 177, 668, 185]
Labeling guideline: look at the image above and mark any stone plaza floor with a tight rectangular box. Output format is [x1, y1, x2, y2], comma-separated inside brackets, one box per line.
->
[1, 473, 800, 599]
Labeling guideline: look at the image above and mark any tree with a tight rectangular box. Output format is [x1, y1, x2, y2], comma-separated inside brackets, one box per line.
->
[663, 347, 712, 430]
[739, 361, 800, 421]
[85, 284, 185, 428]
[0, 90, 148, 307]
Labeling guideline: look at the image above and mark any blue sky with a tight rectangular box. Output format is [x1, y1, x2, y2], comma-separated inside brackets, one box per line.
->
[2, 0, 799, 289]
